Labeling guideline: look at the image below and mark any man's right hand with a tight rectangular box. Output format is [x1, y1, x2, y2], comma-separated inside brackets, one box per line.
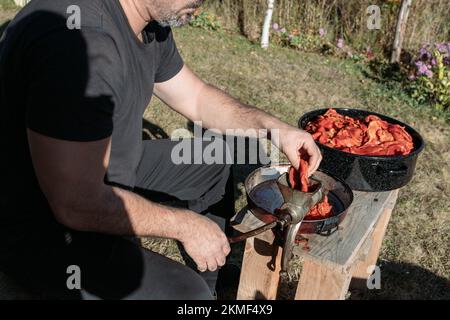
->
[180, 213, 231, 272]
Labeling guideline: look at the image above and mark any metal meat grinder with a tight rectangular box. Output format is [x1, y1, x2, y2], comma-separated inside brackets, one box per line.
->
[229, 168, 325, 272]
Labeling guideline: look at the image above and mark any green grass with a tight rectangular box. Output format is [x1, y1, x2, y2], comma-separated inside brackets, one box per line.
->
[0, 0, 18, 11]
[1, 7, 449, 299]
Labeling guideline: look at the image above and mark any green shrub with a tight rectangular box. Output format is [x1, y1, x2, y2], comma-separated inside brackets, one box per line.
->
[407, 44, 450, 111]
[270, 24, 332, 53]
[189, 11, 221, 31]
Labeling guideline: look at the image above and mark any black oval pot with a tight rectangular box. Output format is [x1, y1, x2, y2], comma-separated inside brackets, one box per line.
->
[298, 108, 425, 192]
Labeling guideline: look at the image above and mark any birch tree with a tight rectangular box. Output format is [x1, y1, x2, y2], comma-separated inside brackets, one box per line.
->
[391, 0, 412, 63]
[261, 0, 275, 49]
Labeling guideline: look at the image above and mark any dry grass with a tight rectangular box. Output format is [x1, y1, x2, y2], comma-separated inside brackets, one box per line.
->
[1, 7, 448, 300]
[0, 8, 15, 25]
[203, 0, 450, 54]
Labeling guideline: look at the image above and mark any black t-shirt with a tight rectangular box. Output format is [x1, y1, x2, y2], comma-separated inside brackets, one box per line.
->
[0, 0, 183, 249]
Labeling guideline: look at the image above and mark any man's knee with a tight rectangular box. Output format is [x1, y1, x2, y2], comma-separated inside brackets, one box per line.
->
[187, 163, 232, 213]
[160, 262, 214, 300]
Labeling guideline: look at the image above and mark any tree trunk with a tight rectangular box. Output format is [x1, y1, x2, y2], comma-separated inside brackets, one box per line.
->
[261, 0, 275, 49]
[390, 0, 412, 64]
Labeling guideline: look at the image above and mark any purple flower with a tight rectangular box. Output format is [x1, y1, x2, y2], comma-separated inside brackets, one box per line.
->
[415, 61, 429, 75]
[337, 38, 344, 49]
[419, 47, 432, 60]
[431, 58, 437, 66]
[272, 23, 279, 31]
[280, 28, 287, 33]
[425, 69, 434, 78]
[415, 60, 424, 68]
[319, 28, 326, 37]
[418, 64, 428, 75]
[444, 57, 450, 66]
[408, 74, 416, 81]
[436, 43, 447, 53]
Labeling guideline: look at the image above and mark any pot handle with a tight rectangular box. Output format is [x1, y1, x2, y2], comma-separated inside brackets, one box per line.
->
[373, 163, 408, 176]
[386, 166, 408, 176]
[388, 167, 408, 176]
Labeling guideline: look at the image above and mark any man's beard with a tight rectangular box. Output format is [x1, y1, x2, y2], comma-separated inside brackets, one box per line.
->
[155, 0, 203, 28]
[156, 12, 193, 28]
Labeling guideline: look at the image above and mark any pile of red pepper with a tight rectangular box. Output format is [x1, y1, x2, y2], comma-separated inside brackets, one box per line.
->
[288, 159, 333, 220]
[305, 109, 414, 156]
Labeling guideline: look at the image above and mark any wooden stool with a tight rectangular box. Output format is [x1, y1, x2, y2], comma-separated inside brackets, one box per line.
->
[231, 190, 399, 300]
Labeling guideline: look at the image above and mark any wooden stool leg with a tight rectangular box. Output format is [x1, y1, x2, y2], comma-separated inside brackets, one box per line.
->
[295, 258, 353, 300]
[350, 206, 393, 290]
[237, 236, 282, 300]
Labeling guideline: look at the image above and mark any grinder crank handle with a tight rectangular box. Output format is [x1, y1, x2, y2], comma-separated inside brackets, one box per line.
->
[228, 220, 278, 244]
[227, 218, 289, 244]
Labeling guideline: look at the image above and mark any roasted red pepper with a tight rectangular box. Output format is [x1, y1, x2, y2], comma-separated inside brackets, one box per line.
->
[306, 109, 414, 156]
[288, 160, 333, 220]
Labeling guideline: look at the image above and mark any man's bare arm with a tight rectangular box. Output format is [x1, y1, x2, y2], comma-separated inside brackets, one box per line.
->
[27, 130, 230, 271]
[154, 66, 279, 132]
[154, 66, 322, 173]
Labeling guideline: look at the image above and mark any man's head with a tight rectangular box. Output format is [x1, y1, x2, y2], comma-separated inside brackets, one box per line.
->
[148, 0, 204, 27]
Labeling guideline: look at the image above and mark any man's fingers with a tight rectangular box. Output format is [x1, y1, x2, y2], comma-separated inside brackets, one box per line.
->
[206, 258, 218, 272]
[308, 152, 321, 176]
[197, 260, 208, 273]
[316, 153, 323, 173]
[223, 244, 231, 256]
[216, 255, 226, 268]
[307, 143, 322, 176]
[292, 147, 302, 170]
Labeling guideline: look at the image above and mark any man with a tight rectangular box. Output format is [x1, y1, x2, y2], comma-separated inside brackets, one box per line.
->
[0, 0, 321, 299]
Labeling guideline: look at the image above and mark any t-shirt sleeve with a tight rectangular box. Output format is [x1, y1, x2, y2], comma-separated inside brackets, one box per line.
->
[25, 28, 123, 142]
[154, 27, 184, 83]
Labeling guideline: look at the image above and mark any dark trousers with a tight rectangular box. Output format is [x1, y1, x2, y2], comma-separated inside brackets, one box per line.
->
[1, 139, 233, 300]
[132, 139, 234, 296]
